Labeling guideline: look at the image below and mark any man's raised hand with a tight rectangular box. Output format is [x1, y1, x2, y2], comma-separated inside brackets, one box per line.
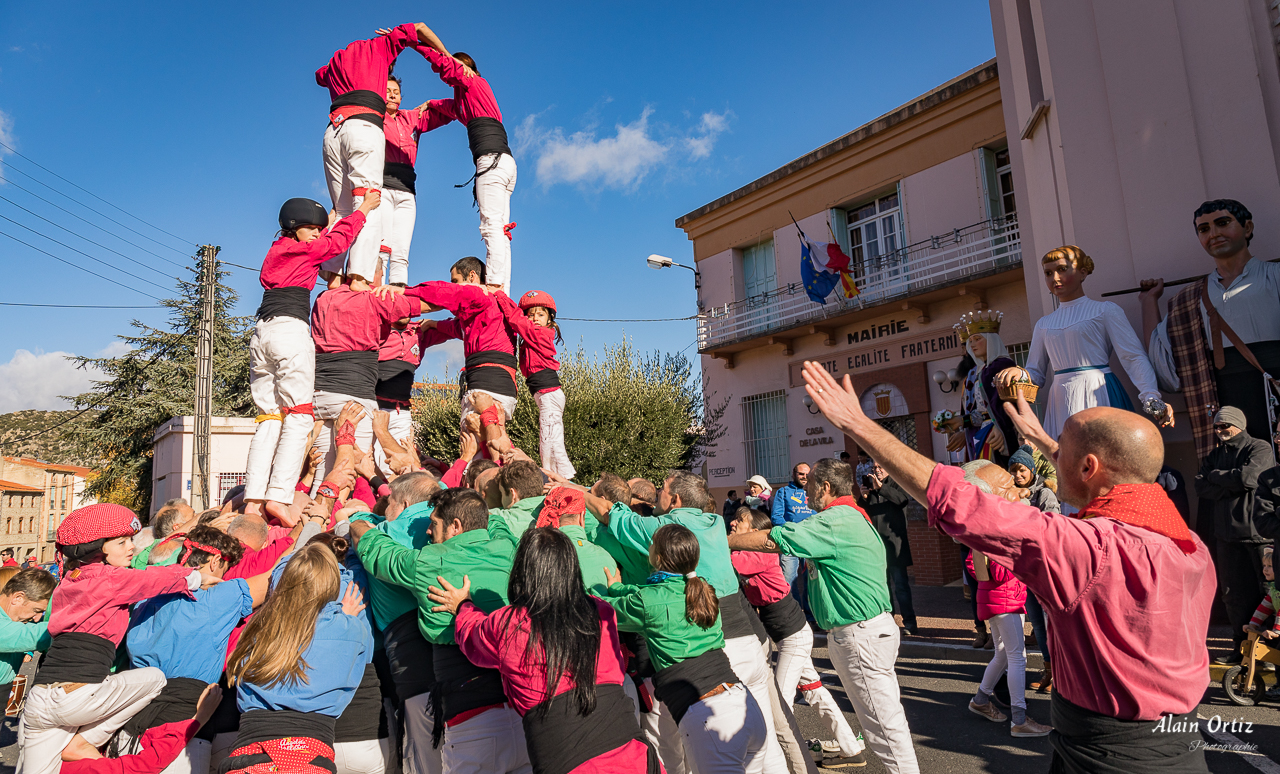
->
[801, 361, 869, 438]
[1002, 396, 1058, 461]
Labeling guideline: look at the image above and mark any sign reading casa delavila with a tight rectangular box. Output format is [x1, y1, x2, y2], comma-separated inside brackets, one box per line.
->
[787, 326, 964, 387]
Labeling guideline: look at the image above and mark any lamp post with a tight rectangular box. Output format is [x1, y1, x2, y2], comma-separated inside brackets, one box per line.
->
[803, 395, 821, 415]
[932, 368, 960, 393]
[647, 254, 702, 308]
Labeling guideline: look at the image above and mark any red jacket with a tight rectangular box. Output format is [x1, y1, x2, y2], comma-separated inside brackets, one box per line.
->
[49, 563, 192, 645]
[312, 287, 420, 354]
[378, 319, 461, 366]
[966, 552, 1026, 621]
[259, 214, 366, 291]
[315, 25, 419, 103]
[495, 292, 560, 380]
[403, 283, 514, 357]
[61, 720, 199, 774]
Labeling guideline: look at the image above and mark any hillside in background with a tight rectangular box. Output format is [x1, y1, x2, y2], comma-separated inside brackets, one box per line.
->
[0, 410, 103, 468]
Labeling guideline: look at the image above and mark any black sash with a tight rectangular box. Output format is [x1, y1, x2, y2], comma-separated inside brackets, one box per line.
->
[525, 369, 561, 393]
[756, 594, 807, 643]
[257, 287, 312, 323]
[334, 662, 387, 743]
[1048, 693, 1206, 774]
[522, 684, 657, 774]
[383, 611, 435, 701]
[651, 648, 737, 726]
[465, 117, 511, 162]
[430, 643, 508, 747]
[122, 677, 207, 739]
[717, 591, 754, 641]
[330, 90, 386, 130]
[376, 359, 417, 406]
[463, 350, 518, 398]
[219, 710, 337, 774]
[315, 351, 379, 400]
[34, 633, 116, 686]
[383, 162, 417, 195]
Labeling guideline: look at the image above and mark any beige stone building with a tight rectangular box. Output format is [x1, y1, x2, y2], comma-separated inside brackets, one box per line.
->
[0, 457, 96, 563]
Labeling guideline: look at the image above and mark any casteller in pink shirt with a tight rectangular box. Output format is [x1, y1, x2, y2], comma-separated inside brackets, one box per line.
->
[926, 464, 1213, 721]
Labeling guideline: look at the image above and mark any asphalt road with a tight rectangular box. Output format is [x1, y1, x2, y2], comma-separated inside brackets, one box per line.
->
[3, 650, 1277, 774]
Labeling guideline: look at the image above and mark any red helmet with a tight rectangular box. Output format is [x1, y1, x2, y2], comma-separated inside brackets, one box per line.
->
[518, 290, 557, 315]
[56, 503, 141, 547]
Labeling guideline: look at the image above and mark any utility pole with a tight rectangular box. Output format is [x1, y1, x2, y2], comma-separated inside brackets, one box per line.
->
[191, 245, 219, 511]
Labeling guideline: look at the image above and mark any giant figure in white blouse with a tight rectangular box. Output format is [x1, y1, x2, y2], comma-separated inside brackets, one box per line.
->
[996, 245, 1174, 442]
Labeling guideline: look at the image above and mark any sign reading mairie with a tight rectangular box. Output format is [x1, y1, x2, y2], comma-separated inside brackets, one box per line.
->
[788, 329, 964, 387]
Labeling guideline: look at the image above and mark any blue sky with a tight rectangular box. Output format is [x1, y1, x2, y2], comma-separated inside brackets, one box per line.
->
[0, 0, 996, 412]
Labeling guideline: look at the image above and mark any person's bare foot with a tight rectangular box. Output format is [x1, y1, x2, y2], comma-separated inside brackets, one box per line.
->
[61, 734, 102, 762]
[243, 500, 264, 518]
[264, 500, 297, 528]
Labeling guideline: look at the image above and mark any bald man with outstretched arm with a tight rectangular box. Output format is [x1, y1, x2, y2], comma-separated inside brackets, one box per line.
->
[735, 361, 1215, 774]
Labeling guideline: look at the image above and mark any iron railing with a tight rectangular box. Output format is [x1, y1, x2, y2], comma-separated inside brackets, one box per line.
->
[698, 215, 1021, 350]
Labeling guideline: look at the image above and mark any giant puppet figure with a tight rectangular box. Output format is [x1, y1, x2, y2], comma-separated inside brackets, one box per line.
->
[1140, 199, 1280, 462]
[947, 310, 1017, 467]
[995, 245, 1173, 443]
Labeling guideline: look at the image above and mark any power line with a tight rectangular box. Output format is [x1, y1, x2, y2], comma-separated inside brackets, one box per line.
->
[0, 192, 180, 280]
[221, 260, 260, 273]
[0, 213, 174, 294]
[0, 302, 161, 308]
[558, 314, 699, 322]
[0, 227, 163, 300]
[0, 175, 187, 268]
[0, 140, 193, 251]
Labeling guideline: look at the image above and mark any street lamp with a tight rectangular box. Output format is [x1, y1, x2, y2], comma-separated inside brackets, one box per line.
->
[647, 254, 702, 295]
[932, 368, 960, 393]
[803, 396, 820, 415]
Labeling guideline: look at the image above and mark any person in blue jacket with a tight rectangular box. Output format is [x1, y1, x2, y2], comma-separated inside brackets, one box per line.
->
[770, 463, 815, 612]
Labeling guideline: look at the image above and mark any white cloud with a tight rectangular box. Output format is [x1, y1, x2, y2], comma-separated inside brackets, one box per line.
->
[419, 339, 465, 383]
[517, 107, 732, 191]
[0, 110, 13, 178]
[0, 342, 132, 414]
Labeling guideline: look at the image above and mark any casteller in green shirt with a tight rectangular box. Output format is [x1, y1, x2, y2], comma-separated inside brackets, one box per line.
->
[606, 575, 723, 672]
[348, 500, 435, 631]
[769, 499, 891, 631]
[605, 504, 739, 598]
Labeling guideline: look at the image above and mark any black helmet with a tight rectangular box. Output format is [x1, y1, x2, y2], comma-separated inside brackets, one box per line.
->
[278, 198, 328, 231]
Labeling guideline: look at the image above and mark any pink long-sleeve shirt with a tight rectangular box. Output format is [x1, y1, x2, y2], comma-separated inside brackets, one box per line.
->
[378, 319, 462, 366]
[414, 46, 502, 126]
[926, 464, 1213, 721]
[312, 287, 420, 354]
[403, 282, 514, 357]
[384, 107, 451, 167]
[259, 213, 366, 291]
[454, 598, 626, 715]
[495, 293, 560, 378]
[315, 25, 419, 103]
[50, 563, 193, 645]
[225, 536, 295, 582]
[61, 719, 199, 774]
[730, 551, 790, 607]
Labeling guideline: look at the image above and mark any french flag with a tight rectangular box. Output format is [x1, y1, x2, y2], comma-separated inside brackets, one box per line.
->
[802, 239, 859, 300]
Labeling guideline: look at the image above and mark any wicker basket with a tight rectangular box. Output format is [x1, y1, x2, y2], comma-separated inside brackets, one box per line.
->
[997, 380, 1039, 403]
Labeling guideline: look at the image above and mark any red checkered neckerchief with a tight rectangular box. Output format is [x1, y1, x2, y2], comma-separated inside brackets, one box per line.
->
[536, 487, 585, 528]
[1078, 483, 1197, 554]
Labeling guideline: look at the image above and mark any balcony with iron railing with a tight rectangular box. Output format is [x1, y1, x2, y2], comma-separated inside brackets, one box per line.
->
[697, 215, 1022, 359]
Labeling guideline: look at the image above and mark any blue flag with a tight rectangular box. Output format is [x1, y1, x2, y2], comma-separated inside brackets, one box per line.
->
[801, 240, 838, 304]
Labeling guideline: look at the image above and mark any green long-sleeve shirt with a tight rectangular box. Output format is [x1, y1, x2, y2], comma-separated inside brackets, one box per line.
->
[0, 616, 50, 685]
[606, 576, 723, 671]
[486, 497, 545, 543]
[357, 528, 515, 645]
[605, 504, 739, 597]
[769, 503, 891, 630]
[350, 501, 435, 630]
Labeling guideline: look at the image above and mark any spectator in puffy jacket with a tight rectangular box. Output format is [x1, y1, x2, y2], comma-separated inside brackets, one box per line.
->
[965, 551, 1050, 738]
[1007, 446, 1059, 513]
[1194, 406, 1276, 662]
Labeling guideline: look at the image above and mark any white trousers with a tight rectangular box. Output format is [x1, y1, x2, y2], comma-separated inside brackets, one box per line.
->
[323, 119, 385, 280]
[247, 316, 316, 504]
[374, 406, 415, 479]
[679, 683, 767, 774]
[474, 153, 517, 293]
[723, 635, 786, 773]
[311, 392, 378, 498]
[117, 732, 211, 774]
[382, 189, 416, 286]
[762, 639, 816, 774]
[979, 613, 1026, 713]
[533, 388, 574, 479]
[402, 692, 442, 774]
[460, 390, 517, 424]
[775, 624, 864, 757]
[18, 668, 167, 774]
[639, 680, 688, 774]
[826, 613, 919, 773]
[439, 706, 530, 774]
[335, 737, 397, 774]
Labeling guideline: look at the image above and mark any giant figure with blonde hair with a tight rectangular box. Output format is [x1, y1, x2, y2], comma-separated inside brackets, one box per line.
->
[996, 245, 1173, 444]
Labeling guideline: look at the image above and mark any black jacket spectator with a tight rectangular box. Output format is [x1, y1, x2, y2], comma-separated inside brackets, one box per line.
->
[1251, 466, 1280, 580]
[1194, 429, 1274, 543]
[863, 479, 913, 568]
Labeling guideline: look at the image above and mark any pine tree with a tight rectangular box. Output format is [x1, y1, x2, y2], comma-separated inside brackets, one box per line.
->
[65, 253, 254, 515]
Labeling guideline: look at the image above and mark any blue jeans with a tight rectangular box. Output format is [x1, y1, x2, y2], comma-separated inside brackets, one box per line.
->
[1024, 591, 1049, 664]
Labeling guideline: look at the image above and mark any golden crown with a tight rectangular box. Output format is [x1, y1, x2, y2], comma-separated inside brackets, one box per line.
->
[961, 310, 1003, 337]
[952, 321, 970, 343]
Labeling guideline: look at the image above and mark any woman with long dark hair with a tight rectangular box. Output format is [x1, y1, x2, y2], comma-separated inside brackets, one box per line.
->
[427, 527, 655, 774]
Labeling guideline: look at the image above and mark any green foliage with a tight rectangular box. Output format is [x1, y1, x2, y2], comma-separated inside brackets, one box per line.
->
[0, 409, 102, 467]
[64, 256, 254, 514]
[413, 338, 720, 485]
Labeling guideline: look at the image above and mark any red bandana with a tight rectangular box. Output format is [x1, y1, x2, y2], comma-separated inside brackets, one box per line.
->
[536, 487, 586, 529]
[1078, 483, 1198, 554]
[827, 496, 874, 526]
